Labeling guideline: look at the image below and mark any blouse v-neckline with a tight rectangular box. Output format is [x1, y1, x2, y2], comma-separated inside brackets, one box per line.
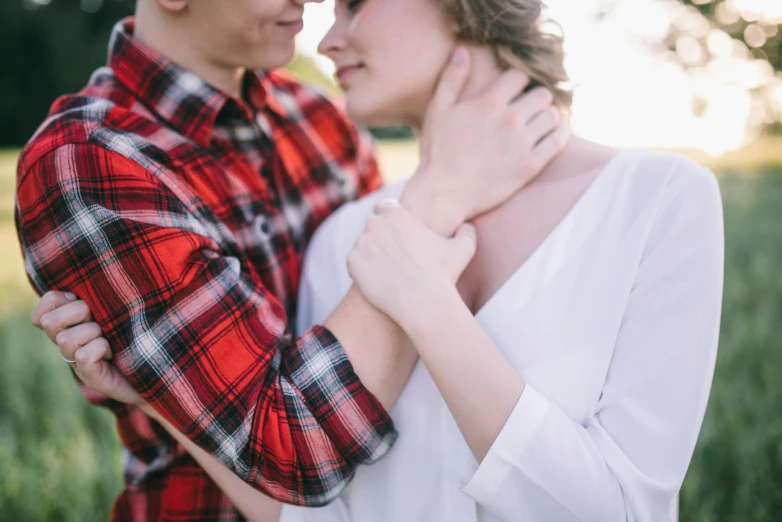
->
[474, 149, 636, 325]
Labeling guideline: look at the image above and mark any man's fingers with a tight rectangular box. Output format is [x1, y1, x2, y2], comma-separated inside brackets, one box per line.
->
[31, 291, 77, 328]
[431, 47, 471, 109]
[74, 337, 112, 365]
[39, 300, 93, 344]
[482, 69, 531, 107]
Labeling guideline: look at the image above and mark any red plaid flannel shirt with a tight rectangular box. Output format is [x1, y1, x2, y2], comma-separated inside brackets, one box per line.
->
[15, 17, 394, 521]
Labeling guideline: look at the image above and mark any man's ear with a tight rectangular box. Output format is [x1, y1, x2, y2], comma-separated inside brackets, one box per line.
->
[154, 0, 188, 13]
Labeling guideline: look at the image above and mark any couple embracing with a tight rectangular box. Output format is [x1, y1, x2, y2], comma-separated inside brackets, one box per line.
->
[16, 0, 723, 520]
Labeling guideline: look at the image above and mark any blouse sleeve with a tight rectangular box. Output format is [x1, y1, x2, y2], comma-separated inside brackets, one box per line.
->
[460, 164, 724, 521]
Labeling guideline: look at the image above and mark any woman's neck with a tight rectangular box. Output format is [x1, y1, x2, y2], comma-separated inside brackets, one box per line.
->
[457, 46, 508, 103]
[411, 46, 509, 131]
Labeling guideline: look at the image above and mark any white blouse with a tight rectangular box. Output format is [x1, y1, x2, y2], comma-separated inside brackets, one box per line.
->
[281, 150, 724, 522]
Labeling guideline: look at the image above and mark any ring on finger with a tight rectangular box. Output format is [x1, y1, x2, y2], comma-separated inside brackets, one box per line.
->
[58, 351, 77, 364]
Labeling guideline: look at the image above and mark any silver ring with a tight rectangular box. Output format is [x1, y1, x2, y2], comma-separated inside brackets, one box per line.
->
[58, 351, 77, 364]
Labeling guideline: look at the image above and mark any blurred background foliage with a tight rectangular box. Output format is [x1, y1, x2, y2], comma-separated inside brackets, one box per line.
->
[1, 0, 781, 521]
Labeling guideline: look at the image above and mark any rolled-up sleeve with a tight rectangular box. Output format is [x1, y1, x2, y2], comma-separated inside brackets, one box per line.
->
[460, 166, 724, 521]
[16, 143, 396, 506]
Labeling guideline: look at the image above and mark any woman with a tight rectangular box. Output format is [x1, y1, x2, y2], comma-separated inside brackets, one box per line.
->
[34, 0, 724, 520]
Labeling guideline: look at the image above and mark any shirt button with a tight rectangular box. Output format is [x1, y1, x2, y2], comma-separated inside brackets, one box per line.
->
[256, 216, 270, 235]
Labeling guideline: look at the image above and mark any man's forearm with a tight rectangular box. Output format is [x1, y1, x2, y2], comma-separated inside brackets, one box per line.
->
[324, 286, 417, 410]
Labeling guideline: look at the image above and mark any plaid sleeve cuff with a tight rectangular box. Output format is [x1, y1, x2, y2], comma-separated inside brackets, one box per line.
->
[286, 325, 397, 467]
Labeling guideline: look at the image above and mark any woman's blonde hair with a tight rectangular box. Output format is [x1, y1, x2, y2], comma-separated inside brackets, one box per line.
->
[440, 0, 573, 111]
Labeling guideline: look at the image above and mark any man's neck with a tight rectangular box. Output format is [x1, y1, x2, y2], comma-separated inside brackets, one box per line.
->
[134, 7, 245, 99]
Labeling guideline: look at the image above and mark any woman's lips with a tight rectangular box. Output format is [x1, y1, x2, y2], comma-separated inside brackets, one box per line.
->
[335, 65, 364, 87]
[277, 19, 304, 35]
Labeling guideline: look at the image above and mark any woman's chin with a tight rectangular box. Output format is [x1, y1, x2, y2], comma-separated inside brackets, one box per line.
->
[345, 97, 397, 128]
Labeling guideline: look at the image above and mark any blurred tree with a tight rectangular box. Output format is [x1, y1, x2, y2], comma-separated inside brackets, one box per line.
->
[669, 0, 781, 72]
[663, 0, 782, 131]
[0, 0, 134, 147]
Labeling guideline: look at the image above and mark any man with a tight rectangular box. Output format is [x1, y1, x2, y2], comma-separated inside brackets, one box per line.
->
[16, 0, 564, 519]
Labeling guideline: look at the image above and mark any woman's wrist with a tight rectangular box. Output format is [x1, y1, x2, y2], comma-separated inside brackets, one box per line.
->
[397, 282, 465, 342]
[401, 170, 467, 237]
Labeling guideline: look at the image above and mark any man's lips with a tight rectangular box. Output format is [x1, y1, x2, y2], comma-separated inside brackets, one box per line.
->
[335, 64, 364, 86]
[277, 19, 304, 34]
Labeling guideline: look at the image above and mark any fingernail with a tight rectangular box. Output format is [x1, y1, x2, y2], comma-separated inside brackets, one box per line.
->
[64, 292, 77, 300]
[451, 47, 466, 66]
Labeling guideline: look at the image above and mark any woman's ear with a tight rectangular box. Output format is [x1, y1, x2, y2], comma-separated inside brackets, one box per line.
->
[445, 17, 461, 36]
[154, 0, 188, 13]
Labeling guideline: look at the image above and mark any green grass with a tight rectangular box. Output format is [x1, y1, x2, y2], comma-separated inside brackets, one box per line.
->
[2, 145, 782, 521]
[0, 318, 123, 522]
[0, 150, 123, 521]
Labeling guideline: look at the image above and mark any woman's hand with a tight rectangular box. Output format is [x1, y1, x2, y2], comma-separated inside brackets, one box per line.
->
[32, 292, 282, 521]
[31, 291, 143, 406]
[403, 47, 569, 235]
[347, 200, 476, 330]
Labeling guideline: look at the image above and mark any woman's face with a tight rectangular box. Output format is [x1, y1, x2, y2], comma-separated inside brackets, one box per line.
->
[318, 0, 456, 128]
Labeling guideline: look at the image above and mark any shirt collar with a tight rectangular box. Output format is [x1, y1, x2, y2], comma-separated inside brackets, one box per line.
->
[107, 17, 287, 148]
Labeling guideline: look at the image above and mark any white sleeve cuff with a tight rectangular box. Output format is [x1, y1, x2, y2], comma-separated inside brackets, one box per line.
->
[460, 383, 550, 505]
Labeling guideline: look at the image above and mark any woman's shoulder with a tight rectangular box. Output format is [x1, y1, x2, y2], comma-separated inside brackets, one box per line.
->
[610, 149, 723, 251]
[615, 149, 721, 216]
[556, 140, 719, 205]
[618, 149, 718, 191]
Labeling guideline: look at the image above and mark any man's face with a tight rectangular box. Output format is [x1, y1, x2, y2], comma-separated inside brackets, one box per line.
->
[184, 0, 308, 71]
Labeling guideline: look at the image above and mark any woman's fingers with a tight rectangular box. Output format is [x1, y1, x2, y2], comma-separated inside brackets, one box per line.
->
[511, 86, 555, 124]
[55, 321, 104, 363]
[74, 337, 112, 365]
[527, 107, 562, 146]
[31, 290, 77, 328]
[482, 69, 531, 107]
[447, 223, 477, 279]
[533, 123, 571, 163]
[431, 47, 471, 109]
[39, 300, 93, 345]
[373, 198, 401, 215]
[71, 351, 143, 405]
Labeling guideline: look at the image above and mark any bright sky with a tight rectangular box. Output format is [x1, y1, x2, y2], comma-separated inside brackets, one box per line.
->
[296, 0, 781, 155]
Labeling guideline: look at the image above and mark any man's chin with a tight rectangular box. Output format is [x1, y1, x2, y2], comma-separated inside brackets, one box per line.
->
[246, 45, 296, 72]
